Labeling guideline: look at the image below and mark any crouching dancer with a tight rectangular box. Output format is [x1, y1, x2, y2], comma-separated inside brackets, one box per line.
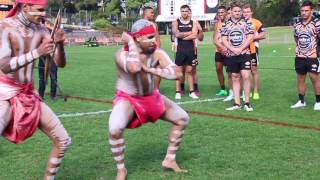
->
[108, 19, 190, 180]
[0, 0, 71, 179]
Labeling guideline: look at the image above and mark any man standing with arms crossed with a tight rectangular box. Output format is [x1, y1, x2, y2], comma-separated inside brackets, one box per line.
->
[0, 0, 71, 179]
[291, 0, 320, 110]
[221, 1, 254, 111]
[243, 4, 266, 100]
[108, 19, 189, 180]
[172, 4, 198, 100]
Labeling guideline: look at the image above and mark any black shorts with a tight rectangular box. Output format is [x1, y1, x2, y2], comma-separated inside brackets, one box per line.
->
[295, 57, 320, 74]
[215, 52, 227, 63]
[175, 49, 197, 66]
[226, 54, 252, 73]
[250, 53, 259, 66]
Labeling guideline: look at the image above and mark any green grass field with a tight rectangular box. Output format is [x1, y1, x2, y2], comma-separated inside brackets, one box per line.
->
[1, 27, 320, 180]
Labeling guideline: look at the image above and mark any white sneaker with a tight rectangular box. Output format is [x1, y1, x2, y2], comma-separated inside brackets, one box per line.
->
[314, 102, 320, 111]
[175, 93, 181, 100]
[290, 100, 306, 109]
[189, 92, 199, 99]
[223, 95, 234, 102]
[226, 104, 242, 111]
[243, 104, 253, 112]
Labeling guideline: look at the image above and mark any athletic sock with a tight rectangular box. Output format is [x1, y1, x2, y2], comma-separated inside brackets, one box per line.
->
[180, 83, 185, 92]
[299, 94, 305, 103]
[194, 83, 198, 92]
[316, 95, 320, 103]
[229, 89, 234, 96]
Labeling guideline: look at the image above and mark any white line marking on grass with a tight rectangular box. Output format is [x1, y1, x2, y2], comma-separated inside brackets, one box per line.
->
[58, 110, 112, 118]
[176, 97, 224, 105]
[57, 98, 224, 118]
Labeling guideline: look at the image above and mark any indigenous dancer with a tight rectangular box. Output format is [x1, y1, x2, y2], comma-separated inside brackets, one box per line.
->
[0, 1, 71, 179]
[108, 19, 189, 180]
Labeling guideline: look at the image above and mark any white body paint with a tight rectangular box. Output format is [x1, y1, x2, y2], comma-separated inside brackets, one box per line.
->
[0, 17, 47, 83]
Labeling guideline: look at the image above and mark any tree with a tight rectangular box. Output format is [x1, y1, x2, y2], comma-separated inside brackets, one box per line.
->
[74, 0, 99, 11]
[255, 0, 300, 26]
[105, 0, 121, 16]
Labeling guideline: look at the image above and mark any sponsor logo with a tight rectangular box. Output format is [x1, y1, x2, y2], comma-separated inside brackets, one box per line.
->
[298, 32, 312, 50]
[245, 66, 251, 69]
[312, 64, 318, 68]
[245, 61, 251, 65]
[229, 29, 244, 47]
[311, 68, 317, 71]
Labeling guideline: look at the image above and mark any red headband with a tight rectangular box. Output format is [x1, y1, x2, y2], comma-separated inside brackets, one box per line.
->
[130, 25, 156, 38]
[6, 0, 48, 18]
[124, 25, 157, 51]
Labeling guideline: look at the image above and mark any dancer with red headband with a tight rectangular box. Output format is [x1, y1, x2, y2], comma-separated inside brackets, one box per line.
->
[109, 19, 189, 180]
[0, 0, 71, 179]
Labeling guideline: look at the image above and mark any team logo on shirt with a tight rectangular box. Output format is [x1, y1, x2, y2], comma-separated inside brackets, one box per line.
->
[298, 33, 312, 50]
[229, 29, 244, 47]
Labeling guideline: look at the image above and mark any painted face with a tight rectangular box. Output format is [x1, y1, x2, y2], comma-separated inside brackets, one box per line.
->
[217, 8, 226, 21]
[180, 8, 190, 20]
[137, 32, 157, 54]
[24, 4, 46, 24]
[144, 9, 155, 21]
[300, 6, 312, 21]
[231, 6, 242, 20]
[242, 8, 252, 19]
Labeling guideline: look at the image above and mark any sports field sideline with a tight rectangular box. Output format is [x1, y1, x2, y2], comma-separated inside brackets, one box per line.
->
[1, 27, 320, 180]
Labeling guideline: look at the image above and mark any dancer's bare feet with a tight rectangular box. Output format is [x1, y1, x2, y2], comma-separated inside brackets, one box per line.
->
[162, 159, 188, 173]
[116, 168, 127, 180]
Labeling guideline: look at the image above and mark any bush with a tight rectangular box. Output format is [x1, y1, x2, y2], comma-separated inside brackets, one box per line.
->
[92, 18, 111, 30]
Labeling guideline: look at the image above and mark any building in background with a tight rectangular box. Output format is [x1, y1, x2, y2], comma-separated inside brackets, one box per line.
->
[0, 0, 13, 20]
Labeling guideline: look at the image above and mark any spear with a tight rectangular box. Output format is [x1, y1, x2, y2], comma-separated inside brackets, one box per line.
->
[44, 9, 61, 84]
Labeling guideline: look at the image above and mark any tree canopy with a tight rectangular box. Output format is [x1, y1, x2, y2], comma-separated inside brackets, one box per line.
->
[47, 0, 319, 27]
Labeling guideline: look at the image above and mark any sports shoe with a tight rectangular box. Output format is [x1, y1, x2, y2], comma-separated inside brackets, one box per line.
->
[175, 93, 181, 100]
[189, 92, 199, 99]
[253, 92, 260, 100]
[243, 104, 253, 112]
[290, 100, 306, 109]
[50, 96, 57, 101]
[223, 94, 234, 102]
[314, 102, 320, 111]
[226, 104, 242, 111]
[216, 89, 228, 97]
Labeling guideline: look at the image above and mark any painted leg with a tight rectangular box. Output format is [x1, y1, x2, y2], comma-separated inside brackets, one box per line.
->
[39, 103, 71, 180]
